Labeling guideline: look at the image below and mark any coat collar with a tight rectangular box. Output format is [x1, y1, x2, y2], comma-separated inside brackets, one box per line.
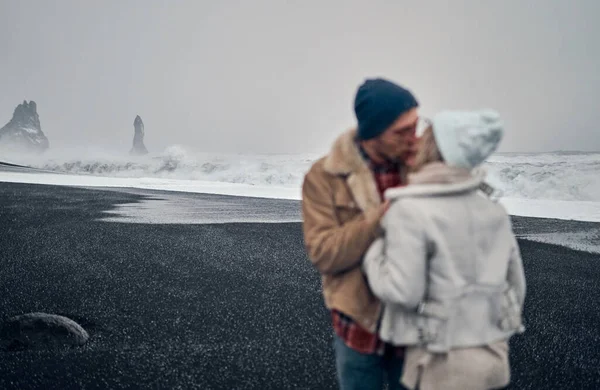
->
[323, 129, 381, 211]
[408, 162, 472, 185]
[385, 163, 487, 199]
[323, 129, 366, 175]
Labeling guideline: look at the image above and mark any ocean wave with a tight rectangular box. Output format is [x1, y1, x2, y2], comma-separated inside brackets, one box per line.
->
[3, 146, 599, 203]
[485, 153, 600, 202]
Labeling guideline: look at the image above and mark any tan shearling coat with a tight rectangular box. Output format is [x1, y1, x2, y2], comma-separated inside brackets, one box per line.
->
[302, 129, 401, 331]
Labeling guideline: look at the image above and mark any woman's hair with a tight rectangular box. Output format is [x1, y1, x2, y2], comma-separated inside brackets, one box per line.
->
[411, 125, 443, 172]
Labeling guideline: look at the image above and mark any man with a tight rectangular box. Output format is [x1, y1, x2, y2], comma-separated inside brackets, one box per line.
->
[302, 78, 420, 389]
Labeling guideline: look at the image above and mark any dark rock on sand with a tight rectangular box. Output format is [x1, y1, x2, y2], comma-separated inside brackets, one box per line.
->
[130, 115, 148, 155]
[0, 100, 49, 153]
[0, 313, 89, 351]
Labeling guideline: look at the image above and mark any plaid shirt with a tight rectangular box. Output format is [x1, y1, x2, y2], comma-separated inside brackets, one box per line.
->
[330, 143, 405, 356]
[358, 146, 404, 199]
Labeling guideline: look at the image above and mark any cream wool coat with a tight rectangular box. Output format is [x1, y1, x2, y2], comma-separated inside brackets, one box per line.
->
[362, 163, 526, 390]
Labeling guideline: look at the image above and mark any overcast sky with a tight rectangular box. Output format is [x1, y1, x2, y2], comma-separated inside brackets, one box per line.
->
[1, 0, 599, 155]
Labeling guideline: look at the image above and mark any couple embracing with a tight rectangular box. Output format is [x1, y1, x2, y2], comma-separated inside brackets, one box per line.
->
[302, 78, 526, 390]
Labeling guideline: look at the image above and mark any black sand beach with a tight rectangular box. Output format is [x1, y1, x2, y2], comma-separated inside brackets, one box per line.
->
[1, 182, 599, 389]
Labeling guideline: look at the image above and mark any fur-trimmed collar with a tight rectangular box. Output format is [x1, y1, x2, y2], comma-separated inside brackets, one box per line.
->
[323, 129, 366, 175]
[323, 129, 381, 211]
[385, 164, 486, 199]
[408, 162, 472, 185]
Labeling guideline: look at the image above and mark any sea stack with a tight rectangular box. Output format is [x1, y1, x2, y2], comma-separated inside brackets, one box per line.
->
[0, 100, 49, 153]
[130, 115, 148, 156]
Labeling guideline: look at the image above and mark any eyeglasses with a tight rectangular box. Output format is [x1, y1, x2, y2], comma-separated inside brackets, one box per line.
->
[416, 117, 432, 137]
[395, 117, 432, 137]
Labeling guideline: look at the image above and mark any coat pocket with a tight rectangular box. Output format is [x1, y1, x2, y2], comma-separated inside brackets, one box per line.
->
[416, 301, 450, 347]
[333, 191, 362, 225]
[497, 287, 523, 333]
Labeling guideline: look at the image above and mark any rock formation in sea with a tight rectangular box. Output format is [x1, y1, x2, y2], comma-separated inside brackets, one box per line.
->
[130, 115, 148, 155]
[0, 100, 49, 153]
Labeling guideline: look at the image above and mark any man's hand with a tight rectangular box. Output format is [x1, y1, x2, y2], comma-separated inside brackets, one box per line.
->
[380, 199, 391, 217]
[365, 199, 391, 231]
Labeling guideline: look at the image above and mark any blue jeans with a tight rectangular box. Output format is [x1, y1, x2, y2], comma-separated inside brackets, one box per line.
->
[333, 334, 406, 390]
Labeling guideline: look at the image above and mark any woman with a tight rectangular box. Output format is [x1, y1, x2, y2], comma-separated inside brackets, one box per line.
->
[362, 110, 526, 390]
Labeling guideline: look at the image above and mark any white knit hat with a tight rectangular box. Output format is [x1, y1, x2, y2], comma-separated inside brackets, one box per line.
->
[432, 110, 504, 169]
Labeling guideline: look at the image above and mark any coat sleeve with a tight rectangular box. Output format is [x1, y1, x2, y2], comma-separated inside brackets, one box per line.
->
[362, 201, 428, 309]
[302, 170, 382, 275]
[507, 234, 526, 306]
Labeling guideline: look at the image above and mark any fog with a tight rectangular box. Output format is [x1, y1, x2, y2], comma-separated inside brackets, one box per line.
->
[1, 0, 599, 155]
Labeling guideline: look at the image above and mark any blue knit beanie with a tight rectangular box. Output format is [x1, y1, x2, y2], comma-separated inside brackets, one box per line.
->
[354, 78, 419, 140]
